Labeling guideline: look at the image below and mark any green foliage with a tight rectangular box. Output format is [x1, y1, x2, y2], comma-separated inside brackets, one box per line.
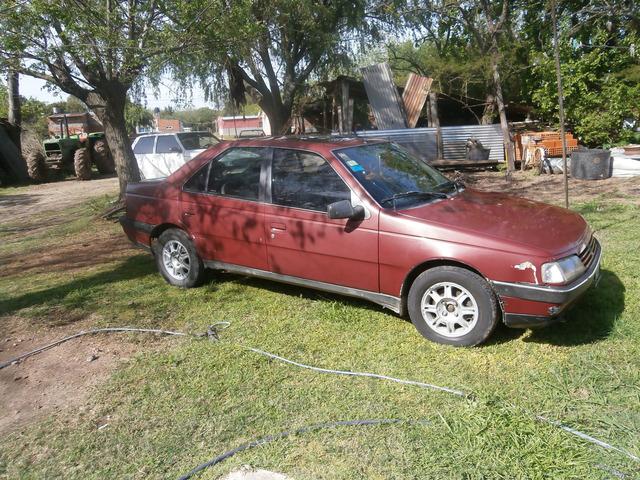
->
[0, 81, 50, 137]
[531, 30, 640, 147]
[180, 0, 378, 132]
[124, 101, 153, 134]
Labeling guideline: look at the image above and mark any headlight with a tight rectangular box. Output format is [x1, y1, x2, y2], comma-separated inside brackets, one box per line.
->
[541, 255, 586, 284]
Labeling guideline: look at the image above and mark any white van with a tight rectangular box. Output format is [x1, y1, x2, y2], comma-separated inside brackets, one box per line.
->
[132, 132, 220, 180]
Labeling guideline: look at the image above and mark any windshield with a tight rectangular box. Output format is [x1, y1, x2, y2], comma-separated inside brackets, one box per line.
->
[177, 132, 219, 150]
[334, 143, 455, 209]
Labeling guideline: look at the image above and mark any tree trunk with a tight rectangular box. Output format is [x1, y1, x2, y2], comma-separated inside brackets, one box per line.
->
[481, 93, 495, 125]
[491, 54, 515, 172]
[7, 69, 22, 154]
[259, 96, 292, 135]
[93, 92, 140, 199]
[428, 92, 444, 160]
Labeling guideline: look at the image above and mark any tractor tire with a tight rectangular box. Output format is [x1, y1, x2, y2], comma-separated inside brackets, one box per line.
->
[93, 139, 116, 174]
[26, 151, 47, 182]
[74, 147, 92, 180]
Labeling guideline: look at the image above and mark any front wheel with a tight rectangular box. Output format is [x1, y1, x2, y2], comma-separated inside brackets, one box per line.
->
[407, 266, 499, 347]
[154, 229, 205, 288]
[74, 147, 92, 180]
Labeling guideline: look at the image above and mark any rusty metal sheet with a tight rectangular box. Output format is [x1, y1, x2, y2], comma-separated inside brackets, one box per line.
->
[402, 74, 433, 128]
[360, 63, 407, 130]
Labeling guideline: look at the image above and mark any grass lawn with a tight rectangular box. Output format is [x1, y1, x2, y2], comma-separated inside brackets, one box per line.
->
[0, 194, 639, 479]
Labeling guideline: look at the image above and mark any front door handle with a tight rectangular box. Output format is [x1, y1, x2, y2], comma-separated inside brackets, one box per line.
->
[271, 223, 286, 231]
[183, 211, 195, 217]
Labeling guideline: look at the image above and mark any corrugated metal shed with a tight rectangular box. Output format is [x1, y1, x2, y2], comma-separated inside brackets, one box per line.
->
[357, 124, 504, 166]
[360, 63, 407, 130]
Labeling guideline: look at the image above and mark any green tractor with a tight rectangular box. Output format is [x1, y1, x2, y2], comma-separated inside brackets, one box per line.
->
[26, 112, 116, 181]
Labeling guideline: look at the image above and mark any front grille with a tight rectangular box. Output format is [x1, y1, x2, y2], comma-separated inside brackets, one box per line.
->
[579, 236, 598, 269]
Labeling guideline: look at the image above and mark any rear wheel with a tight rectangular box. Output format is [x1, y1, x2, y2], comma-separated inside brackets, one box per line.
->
[407, 266, 499, 347]
[93, 139, 116, 174]
[74, 147, 92, 180]
[26, 151, 46, 182]
[154, 229, 205, 288]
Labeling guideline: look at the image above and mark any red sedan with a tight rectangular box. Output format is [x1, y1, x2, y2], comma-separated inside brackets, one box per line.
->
[120, 137, 601, 346]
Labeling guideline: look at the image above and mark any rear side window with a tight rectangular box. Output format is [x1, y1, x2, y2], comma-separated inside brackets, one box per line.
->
[271, 148, 351, 211]
[133, 136, 155, 154]
[207, 148, 267, 201]
[155, 135, 182, 154]
[183, 162, 210, 193]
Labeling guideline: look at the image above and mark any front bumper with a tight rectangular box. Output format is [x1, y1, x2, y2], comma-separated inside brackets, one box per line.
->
[492, 240, 602, 328]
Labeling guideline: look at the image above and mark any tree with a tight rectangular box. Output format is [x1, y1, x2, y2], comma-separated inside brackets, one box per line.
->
[0, 0, 194, 197]
[400, 0, 519, 170]
[532, 23, 640, 146]
[183, 0, 377, 134]
[125, 100, 154, 135]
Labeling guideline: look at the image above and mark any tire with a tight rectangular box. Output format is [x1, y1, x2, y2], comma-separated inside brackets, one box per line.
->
[154, 229, 205, 288]
[74, 147, 92, 180]
[26, 151, 46, 182]
[407, 266, 499, 347]
[93, 139, 116, 174]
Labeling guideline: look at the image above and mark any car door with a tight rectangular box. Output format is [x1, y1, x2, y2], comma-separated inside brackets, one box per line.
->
[132, 135, 157, 180]
[154, 135, 187, 177]
[180, 147, 270, 271]
[264, 148, 379, 292]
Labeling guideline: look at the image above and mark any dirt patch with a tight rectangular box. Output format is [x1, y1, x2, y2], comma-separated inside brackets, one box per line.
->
[0, 316, 179, 436]
[458, 170, 640, 206]
[0, 316, 150, 435]
[0, 176, 118, 225]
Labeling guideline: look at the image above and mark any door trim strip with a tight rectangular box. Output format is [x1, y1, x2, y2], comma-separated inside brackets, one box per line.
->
[204, 260, 401, 313]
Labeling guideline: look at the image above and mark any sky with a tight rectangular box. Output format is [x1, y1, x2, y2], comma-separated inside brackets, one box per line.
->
[19, 75, 219, 110]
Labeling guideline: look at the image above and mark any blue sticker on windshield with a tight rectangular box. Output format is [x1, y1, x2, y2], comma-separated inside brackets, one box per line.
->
[351, 165, 364, 172]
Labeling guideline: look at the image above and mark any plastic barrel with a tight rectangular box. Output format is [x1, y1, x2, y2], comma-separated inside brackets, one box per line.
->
[467, 146, 491, 161]
[570, 149, 612, 180]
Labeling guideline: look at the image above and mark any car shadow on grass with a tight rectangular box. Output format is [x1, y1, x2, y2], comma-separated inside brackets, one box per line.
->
[0, 255, 155, 322]
[206, 270, 388, 316]
[522, 269, 624, 346]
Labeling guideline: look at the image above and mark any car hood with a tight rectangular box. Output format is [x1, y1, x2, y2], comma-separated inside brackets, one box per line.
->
[396, 188, 589, 257]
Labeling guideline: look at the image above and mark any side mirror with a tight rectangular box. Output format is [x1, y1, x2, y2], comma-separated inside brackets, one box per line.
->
[327, 200, 365, 220]
[169, 146, 182, 153]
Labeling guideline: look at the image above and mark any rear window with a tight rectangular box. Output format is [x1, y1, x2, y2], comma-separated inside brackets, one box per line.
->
[133, 137, 155, 154]
[177, 132, 219, 150]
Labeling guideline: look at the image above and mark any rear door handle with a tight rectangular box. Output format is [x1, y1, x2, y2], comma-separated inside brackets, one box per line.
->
[183, 211, 195, 217]
[271, 223, 286, 231]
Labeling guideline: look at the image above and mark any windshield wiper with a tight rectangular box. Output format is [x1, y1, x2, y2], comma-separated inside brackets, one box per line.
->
[436, 180, 465, 193]
[380, 191, 449, 209]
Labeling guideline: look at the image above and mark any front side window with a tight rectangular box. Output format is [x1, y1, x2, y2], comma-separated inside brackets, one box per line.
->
[133, 136, 155, 154]
[271, 148, 351, 212]
[334, 143, 454, 209]
[183, 162, 210, 193]
[207, 148, 266, 201]
[155, 135, 182, 154]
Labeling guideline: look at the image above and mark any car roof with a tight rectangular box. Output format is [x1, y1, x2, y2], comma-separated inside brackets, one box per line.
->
[227, 135, 383, 151]
[135, 131, 212, 138]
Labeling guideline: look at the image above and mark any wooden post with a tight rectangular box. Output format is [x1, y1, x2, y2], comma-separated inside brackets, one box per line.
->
[551, 0, 569, 209]
[7, 69, 22, 155]
[429, 92, 444, 160]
